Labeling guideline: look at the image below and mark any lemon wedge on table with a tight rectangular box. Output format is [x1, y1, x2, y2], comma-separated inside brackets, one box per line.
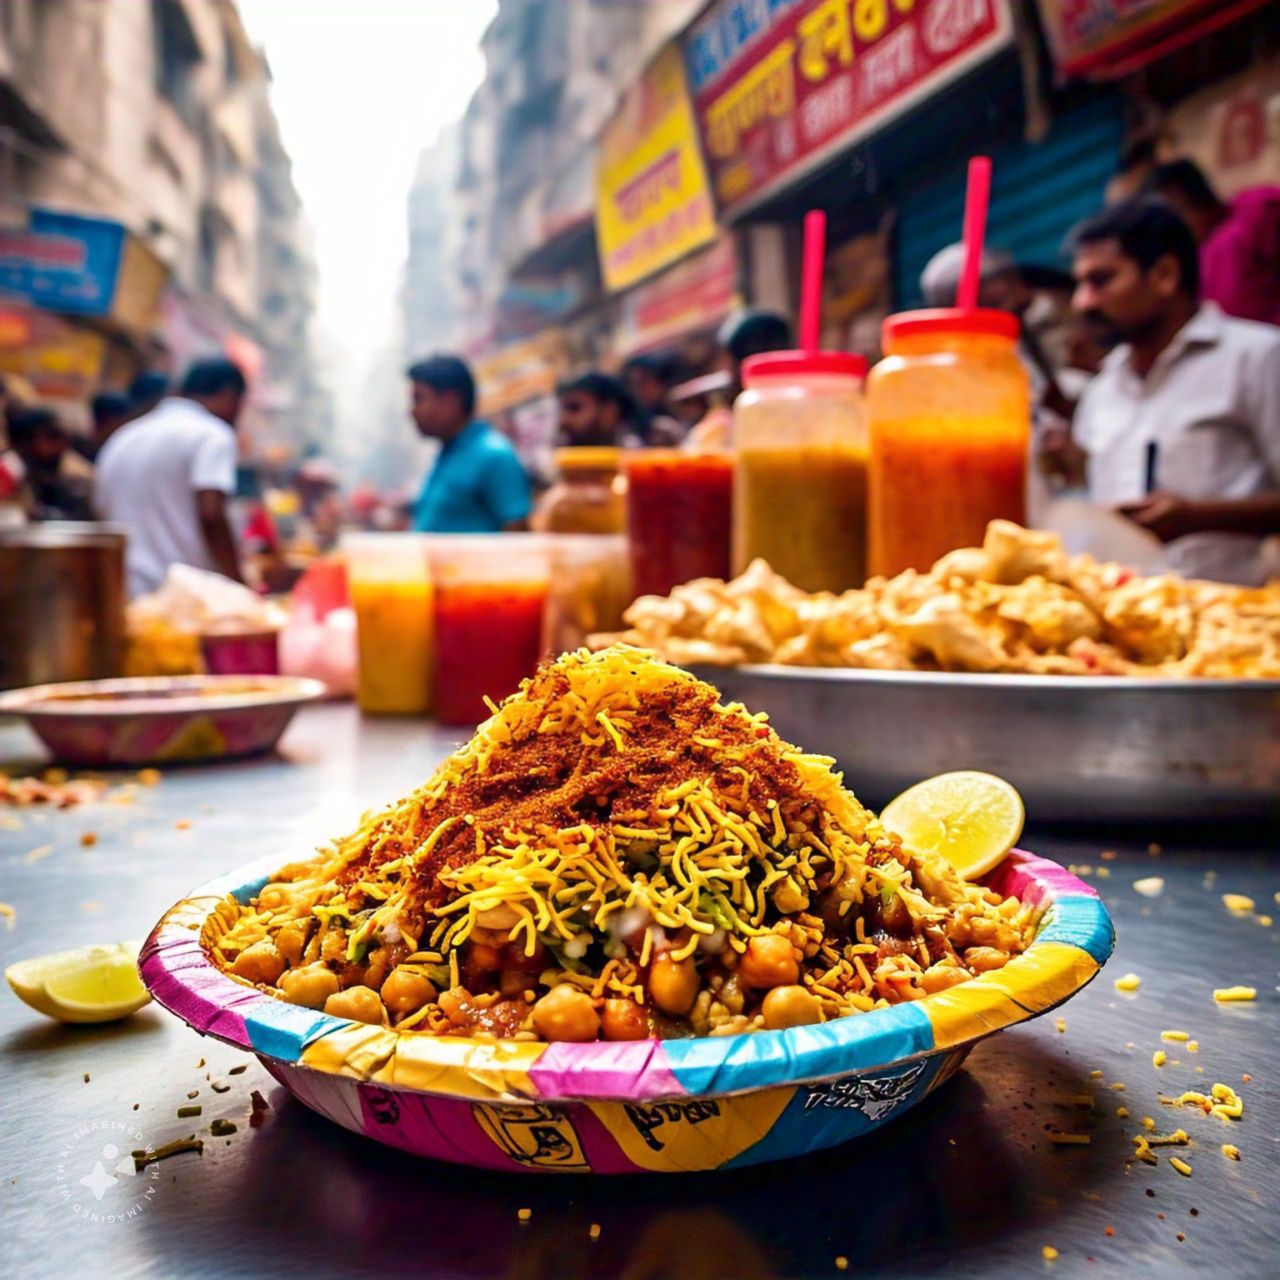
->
[880, 771, 1025, 881]
[5, 941, 151, 1023]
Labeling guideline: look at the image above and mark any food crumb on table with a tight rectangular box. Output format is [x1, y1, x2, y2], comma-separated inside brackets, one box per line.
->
[174, 819, 192, 831]
[1160, 1030, 1189, 1042]
[1221, 894, 1255, 913]
[835, 1256, 849, 1271]
[1114, 973, 1141, 992]
[588, 1223, 600, 1242]
[177, 1104, 202, 1118]
[1153, 1050, 1167, 1067]
[1055, 1017, 1066, 1033]
[1133, 877, 1164, 897]
[1213, 986, 1256, 1002]
[517, 1208, 532, 1223]
[209, 1119, 236, 1137]
[79, 832, 97, 847]
[1222, 1144, 1241, 1160]
[1170, 1157, 1193, 1177]
[1042, 1246, 1059, 1261]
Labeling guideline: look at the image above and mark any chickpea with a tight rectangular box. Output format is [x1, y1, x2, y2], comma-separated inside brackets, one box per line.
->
[323, 985, 387, 1026]
[274, 921, 309, 968]
[761, 985, 823, 1030]
[736, 934, 800, 989]
[601, 998, 651, 1041]
[649, 953, 699, 1016]
[279, 962, 340, 1009]
[230, 940, 286, 986]
[380, 967, 439, 1018]
[468, 942, 504, 972]
[531, 983, 600, 1042]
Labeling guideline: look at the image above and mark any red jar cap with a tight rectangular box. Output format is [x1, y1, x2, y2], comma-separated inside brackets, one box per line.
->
[882, 308, 1020, 344]
[741, 350, 868, 384]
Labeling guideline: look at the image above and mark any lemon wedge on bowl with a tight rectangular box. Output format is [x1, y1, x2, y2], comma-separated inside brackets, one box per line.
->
[880, 771, 1025, 881]
[5, 941, 150, 1023]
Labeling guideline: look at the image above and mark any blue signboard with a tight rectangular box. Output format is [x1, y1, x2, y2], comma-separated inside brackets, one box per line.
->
[0, 208, 126, 317]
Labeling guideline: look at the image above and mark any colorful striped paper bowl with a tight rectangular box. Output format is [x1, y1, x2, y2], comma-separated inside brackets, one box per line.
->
[141, 849, 1112, 1173]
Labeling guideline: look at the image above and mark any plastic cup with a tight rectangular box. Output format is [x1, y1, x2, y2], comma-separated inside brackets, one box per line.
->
[342, 532, 433, 715]
[428, 534, 550, 725]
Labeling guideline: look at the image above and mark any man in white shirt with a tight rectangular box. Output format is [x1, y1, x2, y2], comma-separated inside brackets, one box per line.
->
[1071, 200, 1280, 585]
[96, 358, 247, 596]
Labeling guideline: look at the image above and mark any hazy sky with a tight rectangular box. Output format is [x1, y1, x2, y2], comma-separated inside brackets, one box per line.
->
[238, 0, 495, 455]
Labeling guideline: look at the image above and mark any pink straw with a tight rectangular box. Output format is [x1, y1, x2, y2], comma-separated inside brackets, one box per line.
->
[799, 209, 827, 352]
[957, 156, 992, 310]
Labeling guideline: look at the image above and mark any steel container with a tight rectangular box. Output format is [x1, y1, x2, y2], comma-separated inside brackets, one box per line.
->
[0, 522, 127, 690]
[694, 665, 1280, 823]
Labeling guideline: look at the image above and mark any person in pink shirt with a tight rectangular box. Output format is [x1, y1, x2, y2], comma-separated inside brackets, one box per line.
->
[1143, 159, 1280, 327]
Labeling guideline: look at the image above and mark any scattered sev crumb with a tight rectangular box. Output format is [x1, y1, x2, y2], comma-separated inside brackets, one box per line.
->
[1258, 915, 1273, 927]
[1143, 1117, 1156, 1130]
[80, 832, 97, 847]
[177, 1105, 202, 1118]
[1055, 1017, 1066, 1033]
[1188, 1041, 1199, 1053]
[227, 1064, 248, 1075]
[1163, 1084, 1243, 1121]
[137, 768, 162, 786]
[174, 819, 192, 831]
[186, 1090, 199, 1100]
[588, 1224, 601, 1242]
[1213, 986, 1256, 1003]
[1111, 1083, 1126, 1091]
[517, 1208, 532, 1223]
[196, 1058, 205, 1068]
[1043, 1246, 1059, 1261]
[1222, 894, 1255, 913]
[23, 844, 54, 865]
[1089, 1069, 1104, 1079]
[1097, 867, 1111, 878]
[1148, 1129, 1190, 1147]
[1100, 850, 1117, 861]
[133, 1137, 202, 1170]
[1114, 973, 1141, 992]
[83, 1073, 90, 1084]
[1153, 1051, 1167, 1068]
[1116, 1107, 1130, 1118]
[209, 1119, 237, 1137]
[1170, 1158, 1193, 1177]
[835, 1258, 848, 1272]
[1242, 1073, 1251, 1083]
[1222, 1145, 1241, 1161]
[1133, 877, 1164, 897]
[1161, 1030, 1189, 1042]
[210, 1081, 230, 1094]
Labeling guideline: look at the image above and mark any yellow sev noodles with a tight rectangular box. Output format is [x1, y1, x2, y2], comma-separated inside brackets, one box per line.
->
[212, 647, 1038, 1041]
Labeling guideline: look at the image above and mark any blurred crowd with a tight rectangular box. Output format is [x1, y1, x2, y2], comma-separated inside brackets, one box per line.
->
[2, 154, 1277, 592]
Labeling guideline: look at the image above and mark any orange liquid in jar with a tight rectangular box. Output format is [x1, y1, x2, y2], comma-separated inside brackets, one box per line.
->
[350, 579, 433, 714]
[868, 422, 1026, 577]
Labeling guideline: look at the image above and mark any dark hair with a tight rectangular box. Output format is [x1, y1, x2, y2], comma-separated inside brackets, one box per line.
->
[91, 391, 131, 423]
[558, 371, 636, 418]
[6, 407, 62, 447]
[719, 310, 793, 363]
[128, 370, 170, 406]
[1142, 159, 1221, 212]
[180, 359, 246, 399]
[1071, 199, 1201, 299]
[407, 354, 476, 417]
[623, 352, 680, 385]
[1118, 135, 1158, 173]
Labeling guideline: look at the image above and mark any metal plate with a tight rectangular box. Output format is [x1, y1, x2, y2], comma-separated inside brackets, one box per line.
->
[693, 665, 1280, 822]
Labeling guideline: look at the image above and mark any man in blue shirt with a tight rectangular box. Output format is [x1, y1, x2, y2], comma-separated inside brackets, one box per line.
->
[408, 355, 532, 532]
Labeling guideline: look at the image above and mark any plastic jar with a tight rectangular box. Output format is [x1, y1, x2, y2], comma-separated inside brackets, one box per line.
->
[342, 532, 433, 715]
[732, 351, 869, 592]
[428, 534, 550, 724]
[543, 534, 632, 656]
[534, 448, 626, 534]
[623, 450, 733, 599]
[867, 309, 1029, 577]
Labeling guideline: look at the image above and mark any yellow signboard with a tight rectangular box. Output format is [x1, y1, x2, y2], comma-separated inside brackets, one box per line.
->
[596, 43, 718, 294]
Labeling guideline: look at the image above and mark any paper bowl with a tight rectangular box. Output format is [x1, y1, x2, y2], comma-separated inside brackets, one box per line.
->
[141, 850, 1112, 1173]
[0, 675, 326, 766]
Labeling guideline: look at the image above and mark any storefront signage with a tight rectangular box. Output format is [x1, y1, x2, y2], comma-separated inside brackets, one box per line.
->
[0, 303, 107, 399]
[685, 0, 1012, 216]
[617, 235, 739, 355]
[0, 208, 126, 317]
[1035, 0, 1272, 78]
[473, 331, 570, 417]
[596, 43, 719, 292]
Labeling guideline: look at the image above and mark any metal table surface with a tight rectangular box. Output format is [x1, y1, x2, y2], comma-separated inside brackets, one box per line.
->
[1, 704, 1275, 1280]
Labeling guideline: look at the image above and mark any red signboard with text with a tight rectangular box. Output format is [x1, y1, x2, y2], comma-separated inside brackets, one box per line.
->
[684, 0, 1012, 216]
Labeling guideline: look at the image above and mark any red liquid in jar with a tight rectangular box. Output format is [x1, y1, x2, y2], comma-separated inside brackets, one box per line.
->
[434, 581, 547, 724]
[625, 451, 733, 598]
